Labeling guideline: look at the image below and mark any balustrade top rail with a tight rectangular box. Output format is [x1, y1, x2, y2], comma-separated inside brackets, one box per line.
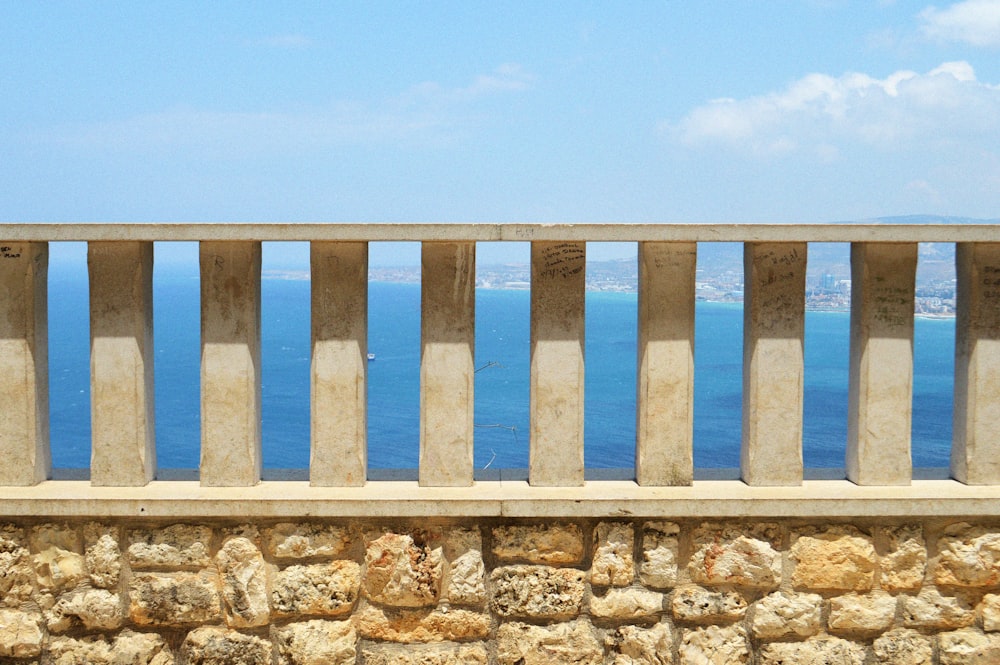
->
[2, 222, 1000, 519]
[3, 221, 1000, 242]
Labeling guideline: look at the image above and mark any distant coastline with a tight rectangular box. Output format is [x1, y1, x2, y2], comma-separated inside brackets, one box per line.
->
[261, 266, 957, 319]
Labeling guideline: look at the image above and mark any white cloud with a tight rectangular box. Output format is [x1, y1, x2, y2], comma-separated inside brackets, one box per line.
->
[919, 0, 1000, 47]
[399, 64, 533, 106]
[465, 63, 533, 96]
[668, 61, 1000, 156]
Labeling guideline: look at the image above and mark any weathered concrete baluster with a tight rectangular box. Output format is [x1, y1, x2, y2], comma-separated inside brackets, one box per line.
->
[637, 242, 696, 486]
[310, 242, 368, 487]
[847, 242, 917, 486]
[742, 242, 807, 486]
[88, 242, 156, 486]
[0, 242, 50, 485]
[200, 242, 262, 486]
[530, 241, 586, 486]
[952, 243, 1000, 485]
[420, 242, 476, 486]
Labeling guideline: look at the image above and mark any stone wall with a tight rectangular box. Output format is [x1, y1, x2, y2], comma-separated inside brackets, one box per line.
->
[2, 518, 1000, 663]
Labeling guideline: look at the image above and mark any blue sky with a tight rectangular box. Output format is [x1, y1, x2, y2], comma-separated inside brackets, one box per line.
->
[3, 1, 1000, 265]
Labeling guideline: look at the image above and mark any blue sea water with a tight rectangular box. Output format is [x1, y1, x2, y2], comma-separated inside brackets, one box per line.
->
[46, 273, 956, 472]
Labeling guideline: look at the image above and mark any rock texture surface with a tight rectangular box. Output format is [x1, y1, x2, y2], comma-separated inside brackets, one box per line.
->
[364, 532, 443, 607]
[2, 518, 1000, 662]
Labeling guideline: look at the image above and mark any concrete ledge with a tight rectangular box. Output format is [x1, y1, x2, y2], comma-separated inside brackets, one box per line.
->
[3, 222, 1000, 243]
[1, 479, 998, 519]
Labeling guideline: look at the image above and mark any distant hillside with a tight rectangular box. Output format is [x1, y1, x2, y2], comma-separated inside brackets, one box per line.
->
[850, 214, 1000, 225]
[696, 215, 999, 287]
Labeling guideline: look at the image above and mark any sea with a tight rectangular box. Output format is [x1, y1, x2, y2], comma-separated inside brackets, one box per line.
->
[45, 267, 956, 474]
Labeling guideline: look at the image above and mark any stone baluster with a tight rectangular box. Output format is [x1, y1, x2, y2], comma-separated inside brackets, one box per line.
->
[310, 242, 369, 487]
[88, 242, 156, 485]
[636, 242, 697, 486]
[529, 241, 586, 486]
[742, 242, 807, 486]
[0, 242, 50, 485]
[847, 242, 917, 486]
[952, 242, 1000, 485]
[200, 241, 262, 486]
[419, 242, 476, 486]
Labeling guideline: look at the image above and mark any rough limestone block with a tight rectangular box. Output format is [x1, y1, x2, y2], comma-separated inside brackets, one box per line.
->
[497, 620, 603, 665]
[935, 523, 1000, 587]
[492, 523, 584, 564]
[216, 536, 270, 628]
[938, 627, 1000, 664]
[688, 523, 782, 589]
[265, 522, 351, 560]
[671, 585, 747, 624]
[881, 524, 926, 591]
[33, 545, 87, 594]
[678, 625, 748, 665]
[605, 623, 674, 665]
[590, 588, 665, 620]
[592, 522, 634, 586]
[640, 522, 680, 589]
[982, 593, 1000, 631]
[127, 524, 213, 569]
[363, 532, 443, 607]
[47, 588, 123, 632]
[828, 591, 896, 637]
[759, 636, 866, 664]
[181, 625, 271, 665]
[47, 630, 172, 665]
[271, 561, 360, 618]
[31, 522, 79, 552]
[872, 628, 933, 665]
[901, 587, 976, 630]
[353, 605, 490, 643]
[0, 609, 43, 658]
[222, 523, 260, 542]
[129, 571, 221, 626]
[790, 526, 876, 592]
[362, 643, 488, 665]
[83, 523, 121, 589]
[274, 619, 356, 665]
[0, 525, 34, 605]
[443, 527, 485, 606]
[749, 591, 822, 640]
[490, 565, 586, 620]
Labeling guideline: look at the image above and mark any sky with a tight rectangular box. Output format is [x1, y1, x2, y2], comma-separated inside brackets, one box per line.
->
[3, 1, 1000, 265]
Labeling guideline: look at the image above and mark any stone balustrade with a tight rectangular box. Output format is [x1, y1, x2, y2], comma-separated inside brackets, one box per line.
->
[4, 223, 1000, 662]
[2, 223, 1000, 504]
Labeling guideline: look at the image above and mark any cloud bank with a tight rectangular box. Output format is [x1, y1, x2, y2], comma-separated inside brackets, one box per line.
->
[919, 0, 1000, 47]
[668, 61, 1000, 158]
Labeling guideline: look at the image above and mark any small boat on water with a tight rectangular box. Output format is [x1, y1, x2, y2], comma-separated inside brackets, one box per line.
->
[367, 353, 376, 361]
